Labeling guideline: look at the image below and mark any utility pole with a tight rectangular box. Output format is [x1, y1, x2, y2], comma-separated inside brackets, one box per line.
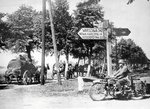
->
[106, 34, 112, 76]
[106, 21, 112, 76]
[115, 37, 118, 70]
[48, 0, 62, 85]
[41, 0, 46, 85]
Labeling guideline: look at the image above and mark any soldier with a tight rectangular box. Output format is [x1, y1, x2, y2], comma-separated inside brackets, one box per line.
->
[112, 59, 131, 90]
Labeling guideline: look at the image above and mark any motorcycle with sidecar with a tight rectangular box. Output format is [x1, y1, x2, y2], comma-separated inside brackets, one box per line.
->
[89, 75, 147, 101]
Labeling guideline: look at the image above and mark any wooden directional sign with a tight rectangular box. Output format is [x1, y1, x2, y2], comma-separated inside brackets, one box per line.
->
[113, 28, 131, 36]
[78, 28, 106, 40]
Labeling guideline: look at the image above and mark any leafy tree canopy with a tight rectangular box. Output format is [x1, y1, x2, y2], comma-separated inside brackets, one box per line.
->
[127, 0, 149, 4]
[6, 5, 39, 62]
[33, 0, 73, 57]
[0, 13, 12, 50]
[71, 0, 106, 60]
[112, 38, 148, 65]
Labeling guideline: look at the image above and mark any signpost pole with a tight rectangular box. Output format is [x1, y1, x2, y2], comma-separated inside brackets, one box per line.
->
[115, 37, 118, 70]
[106, 30, 112, 76]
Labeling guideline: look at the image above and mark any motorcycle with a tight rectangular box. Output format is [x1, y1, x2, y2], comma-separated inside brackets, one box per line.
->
[89, 76, 147, 101]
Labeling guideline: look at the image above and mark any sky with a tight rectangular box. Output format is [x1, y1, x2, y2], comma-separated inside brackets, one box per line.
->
[0, 0, 150, 60]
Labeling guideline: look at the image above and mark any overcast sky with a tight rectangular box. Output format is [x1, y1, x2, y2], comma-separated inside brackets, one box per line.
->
[0, 0, 150, 59]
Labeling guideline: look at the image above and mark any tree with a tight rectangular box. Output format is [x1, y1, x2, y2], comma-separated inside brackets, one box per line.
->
[33, 0, 73, 79]
[7, 5, 39, 62]
[127, 0, 149, 4]
[96, 0, 149, 4]
[112, 38, 148, 68]
[52, 0, 73, 79]
[0, 13, 12, 50]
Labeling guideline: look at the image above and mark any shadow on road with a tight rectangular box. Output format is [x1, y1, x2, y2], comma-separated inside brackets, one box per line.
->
[0, 83, 10, 90]
[140, 95, 150, 100]
[99, 94, 150, 101]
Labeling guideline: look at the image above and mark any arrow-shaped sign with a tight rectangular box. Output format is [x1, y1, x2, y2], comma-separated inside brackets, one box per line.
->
[78, 28, 106, 40]
[113, 28, 131, 36]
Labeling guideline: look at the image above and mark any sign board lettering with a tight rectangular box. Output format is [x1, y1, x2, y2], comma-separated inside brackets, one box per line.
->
[78, 28, 106, 40]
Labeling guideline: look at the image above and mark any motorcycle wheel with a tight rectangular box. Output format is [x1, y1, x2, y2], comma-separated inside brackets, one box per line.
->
[89, 82, 106, 101]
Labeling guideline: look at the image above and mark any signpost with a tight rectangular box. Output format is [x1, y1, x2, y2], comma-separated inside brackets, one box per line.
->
[113, 28, 131, 36]
[78, 22, 131, 77]
[78, 28, 106, 40]
[77, 21, 131, 91]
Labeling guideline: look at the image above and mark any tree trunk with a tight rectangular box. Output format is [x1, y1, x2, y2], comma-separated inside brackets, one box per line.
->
[86, 57, 91, 77]
[86, 47, 92, 77]
[101, 57, 106, 74]
[84, 57, 86, 65]
[77, 58, 80, 77]
[26, 45, 32, 62]
[77, 58, 80, 66]
[57, 53, 62, 85]
[48, 0, 61, 85]
[58, 52, 60, 61]
[64, 53, 69, 79]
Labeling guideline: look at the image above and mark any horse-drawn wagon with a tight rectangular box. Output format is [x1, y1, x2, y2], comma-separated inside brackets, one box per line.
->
[4, 55, 40, 84]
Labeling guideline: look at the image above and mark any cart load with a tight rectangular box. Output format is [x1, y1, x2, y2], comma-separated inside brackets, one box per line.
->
[5, 55, 40, 84]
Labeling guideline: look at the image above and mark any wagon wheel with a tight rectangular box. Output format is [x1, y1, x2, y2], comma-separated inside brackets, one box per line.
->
[23, 70, 32, 85]
[5, 75, 12, 84]
[36, 73, 40, 83]
[5, 69, 12, 84]
[14, 70, 22, 84]
[23, 70, 28, 85]
[34, 70, 40, 83]
[35, 74, 40, 83]
[17, 76, 22, 84]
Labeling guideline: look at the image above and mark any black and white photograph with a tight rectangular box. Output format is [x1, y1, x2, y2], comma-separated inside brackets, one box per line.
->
[0, 0, 150, 109]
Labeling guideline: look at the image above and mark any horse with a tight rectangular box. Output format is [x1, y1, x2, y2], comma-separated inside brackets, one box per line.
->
[51, 63, 65, 79]
[35, 64, 49, 81]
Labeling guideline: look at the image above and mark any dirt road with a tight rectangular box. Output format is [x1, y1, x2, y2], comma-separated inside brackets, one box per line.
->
[0, 84, 150, 109]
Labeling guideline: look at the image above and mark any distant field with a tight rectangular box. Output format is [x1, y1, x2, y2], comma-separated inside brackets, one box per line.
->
[0, 67, 6, 74]
[130, 70, 150, 78]
[0, 66, 4, 69]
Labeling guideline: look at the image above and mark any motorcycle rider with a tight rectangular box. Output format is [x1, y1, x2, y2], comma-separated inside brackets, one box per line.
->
[113, 60, 130, 78]
[112, 59, 131, 90]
